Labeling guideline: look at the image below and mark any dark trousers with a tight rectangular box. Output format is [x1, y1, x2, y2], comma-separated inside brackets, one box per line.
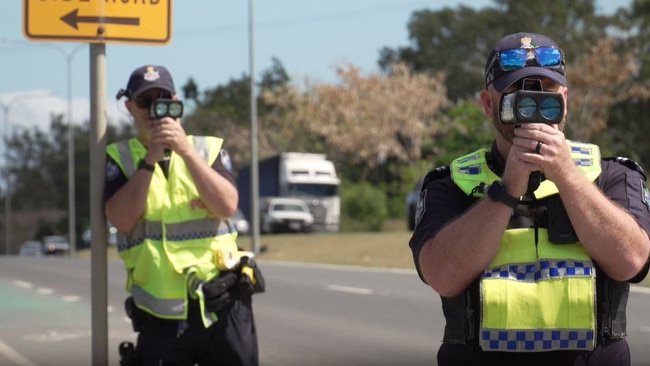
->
[134, 297, 258, 366]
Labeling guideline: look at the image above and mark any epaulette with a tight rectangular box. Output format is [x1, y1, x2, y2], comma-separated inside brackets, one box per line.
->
[603, 157, 647, 181]
[421, 165, 450, 192]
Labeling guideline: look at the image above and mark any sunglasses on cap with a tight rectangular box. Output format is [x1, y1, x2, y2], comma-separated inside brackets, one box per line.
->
[489, 46, 563, 72]
[133, 92, 172, 109]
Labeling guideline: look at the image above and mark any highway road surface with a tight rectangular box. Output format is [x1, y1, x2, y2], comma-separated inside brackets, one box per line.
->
[0, 256, 648, 365]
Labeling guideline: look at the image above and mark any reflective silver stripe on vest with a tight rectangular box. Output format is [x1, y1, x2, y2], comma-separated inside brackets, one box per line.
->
[481, 328, 595, 351]
[131, 283, 185, 317]
[115, 141, 136, 176]
[118, 217, 235, 252]
[483, 259, 593, 282]
[193, 136, 208, 161]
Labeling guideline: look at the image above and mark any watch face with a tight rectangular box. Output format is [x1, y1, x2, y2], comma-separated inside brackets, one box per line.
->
[488, 181, 517, 208]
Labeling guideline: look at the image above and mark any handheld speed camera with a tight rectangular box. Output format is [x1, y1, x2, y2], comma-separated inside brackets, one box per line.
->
[149, 99, 184, 120]
[499, 78, 564, 125]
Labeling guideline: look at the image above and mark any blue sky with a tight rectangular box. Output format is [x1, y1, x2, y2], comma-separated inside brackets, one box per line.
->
[0, 0, 629, 131]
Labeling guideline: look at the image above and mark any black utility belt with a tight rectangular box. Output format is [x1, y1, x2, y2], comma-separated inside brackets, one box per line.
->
[124, 296, 198, 331]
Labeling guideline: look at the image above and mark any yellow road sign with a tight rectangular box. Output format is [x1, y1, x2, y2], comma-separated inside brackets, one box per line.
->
[22, 0, 172, 45]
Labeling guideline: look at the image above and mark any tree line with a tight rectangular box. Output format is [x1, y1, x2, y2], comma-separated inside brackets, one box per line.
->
[2, 0, 649, 250]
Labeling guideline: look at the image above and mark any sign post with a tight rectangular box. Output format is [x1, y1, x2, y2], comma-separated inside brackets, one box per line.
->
[21, 1, 173, 364]
[23, 0, 171, 44]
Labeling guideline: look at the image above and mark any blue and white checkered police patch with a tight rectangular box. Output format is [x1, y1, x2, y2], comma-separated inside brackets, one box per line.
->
[106, 160, 120, 181]
[414, 188, 427, 229]
[220, 149, 232, 172]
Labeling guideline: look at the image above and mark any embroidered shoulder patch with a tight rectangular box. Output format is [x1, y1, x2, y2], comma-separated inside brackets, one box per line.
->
[220, 149, 232, 172]
[414, 188, 427, 228]
[106, 160, 120, 181]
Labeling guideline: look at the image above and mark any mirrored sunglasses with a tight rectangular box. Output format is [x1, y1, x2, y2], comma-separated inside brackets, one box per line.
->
[493, 46, 563, 71]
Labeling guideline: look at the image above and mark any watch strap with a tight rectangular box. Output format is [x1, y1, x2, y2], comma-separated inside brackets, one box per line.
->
[137, 159, 155, 172]
[487, 180, 518, 208]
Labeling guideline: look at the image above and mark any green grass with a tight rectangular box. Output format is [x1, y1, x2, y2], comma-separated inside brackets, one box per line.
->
[238, 231, 416, 270]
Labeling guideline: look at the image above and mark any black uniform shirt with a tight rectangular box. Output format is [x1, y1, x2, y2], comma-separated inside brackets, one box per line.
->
[409, 142, 650, 282]
[408, 141, 650, 365]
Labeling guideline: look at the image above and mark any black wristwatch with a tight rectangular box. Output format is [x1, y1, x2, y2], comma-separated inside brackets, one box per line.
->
[137, 159, 155, 172]
[487, 180, 518, 208]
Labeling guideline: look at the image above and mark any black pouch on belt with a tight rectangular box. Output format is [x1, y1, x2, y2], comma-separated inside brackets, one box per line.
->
[203, 271, 239, 313]
[124, 296, 149, 332]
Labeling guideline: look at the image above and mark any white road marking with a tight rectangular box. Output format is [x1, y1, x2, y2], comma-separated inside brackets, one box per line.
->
[61, 295, 80, 302]
[36, 288, 53, 295]
[13, 280, 32, 289]
[0, 338, 37, 366]
[326, 285, 374, 295]
[23, 330, 91, 343]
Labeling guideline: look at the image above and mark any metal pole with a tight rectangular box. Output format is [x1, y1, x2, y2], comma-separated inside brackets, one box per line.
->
[3, 105, 9, 256]
[66, 43, 85, 257]
[249, 0, 260, 254]
[89, 43, 108, 366]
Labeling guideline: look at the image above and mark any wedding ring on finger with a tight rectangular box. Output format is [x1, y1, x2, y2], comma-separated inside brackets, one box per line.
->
[535, 140, 543, 154]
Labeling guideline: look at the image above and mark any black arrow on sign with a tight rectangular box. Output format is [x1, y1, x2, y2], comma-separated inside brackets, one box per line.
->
[60, 9, 140, 30]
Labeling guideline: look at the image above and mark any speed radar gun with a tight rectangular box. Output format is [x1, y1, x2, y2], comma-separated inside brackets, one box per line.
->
[149, 99, 183, 120]
[500, 79, 565, 200]
[499, 78, 563, 125]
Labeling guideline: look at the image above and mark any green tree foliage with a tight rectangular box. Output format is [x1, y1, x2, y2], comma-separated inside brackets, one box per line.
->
[2, 114, 134, 249]
[378, 0, 611, 101]
[5, 0, 650, 238]
[341, 181, 388, 232]
[181, 57, 291, 170]
[592, 0, 650, 165]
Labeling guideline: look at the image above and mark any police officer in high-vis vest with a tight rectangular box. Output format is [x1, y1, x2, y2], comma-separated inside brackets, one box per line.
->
[106, 65, 264, 366]
[409, 33, 650, 365]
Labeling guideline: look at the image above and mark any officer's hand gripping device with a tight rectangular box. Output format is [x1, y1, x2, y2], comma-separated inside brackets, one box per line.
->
[499, 78, 564, 196]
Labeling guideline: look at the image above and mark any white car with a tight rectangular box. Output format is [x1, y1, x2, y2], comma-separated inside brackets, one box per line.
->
[42, 235, 70, 256]
[260, 197, 314, 234]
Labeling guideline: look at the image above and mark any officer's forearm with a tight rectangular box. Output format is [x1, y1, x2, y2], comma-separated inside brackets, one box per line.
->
[105, 170, 152, 233]
[558, 177, 650, 281]
[419, 197, 512, 297]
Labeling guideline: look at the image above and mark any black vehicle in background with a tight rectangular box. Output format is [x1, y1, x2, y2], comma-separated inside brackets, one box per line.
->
[405, 178, 424, 231]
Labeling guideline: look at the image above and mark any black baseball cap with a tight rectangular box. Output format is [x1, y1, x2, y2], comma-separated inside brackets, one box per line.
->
[123, 65, 175, 99]
[484, 32, 566, 92]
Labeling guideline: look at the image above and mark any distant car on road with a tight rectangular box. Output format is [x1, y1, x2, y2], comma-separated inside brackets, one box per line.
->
[19, 240, 44, 257]
[405, 178, 424, 231]
[81, 224, 118, 248]
[42, 235, 70, 256]
[260, 197, 314, 234]
[230, 208, 250, 235]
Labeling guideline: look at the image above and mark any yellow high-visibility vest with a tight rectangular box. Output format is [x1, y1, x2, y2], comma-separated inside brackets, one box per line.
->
[450, 140, 602, 352]
[106, 136, 239, 327]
